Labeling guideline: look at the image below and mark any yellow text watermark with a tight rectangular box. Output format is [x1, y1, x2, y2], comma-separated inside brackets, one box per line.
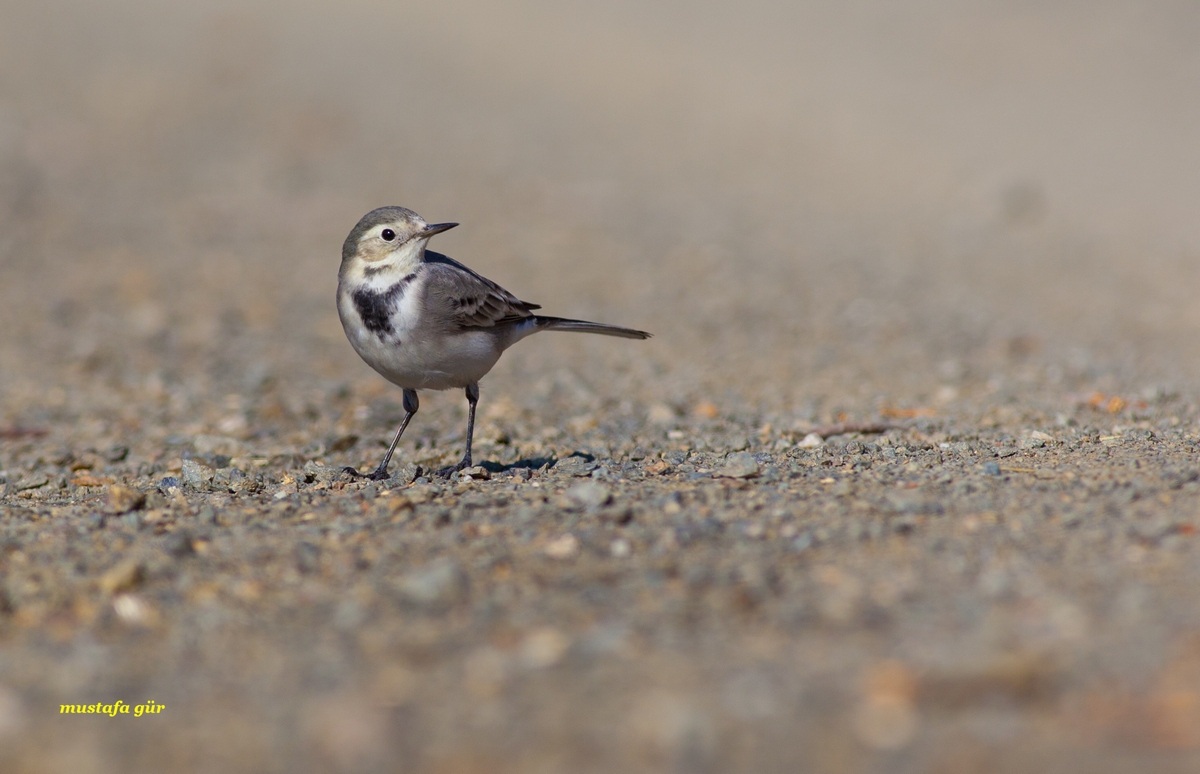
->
[59, 700, 165, 717]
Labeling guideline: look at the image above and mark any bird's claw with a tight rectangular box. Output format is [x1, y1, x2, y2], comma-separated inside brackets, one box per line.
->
[434, 458, 472, 478]
[342, 465, 390, 481]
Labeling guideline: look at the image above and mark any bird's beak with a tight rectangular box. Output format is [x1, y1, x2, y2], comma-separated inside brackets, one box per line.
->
[421, 222, 458, 238]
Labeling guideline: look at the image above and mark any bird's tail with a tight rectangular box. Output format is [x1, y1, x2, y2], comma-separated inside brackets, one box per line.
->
[533, 316, 651, 340]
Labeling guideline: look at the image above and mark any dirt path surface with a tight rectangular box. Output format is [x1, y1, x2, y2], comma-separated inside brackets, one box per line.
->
[3, 2, 1200, 772]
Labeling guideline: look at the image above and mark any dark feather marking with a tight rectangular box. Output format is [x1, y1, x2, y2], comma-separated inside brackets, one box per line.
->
[352, 273, 417, 338]
[422, 250, 542, 330]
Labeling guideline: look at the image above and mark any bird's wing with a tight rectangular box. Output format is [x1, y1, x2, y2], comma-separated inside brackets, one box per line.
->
[423, 251, 541, 330]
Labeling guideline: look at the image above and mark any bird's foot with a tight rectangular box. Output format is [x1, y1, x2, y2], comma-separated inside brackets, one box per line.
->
[342, 465, 391, 481]
[434, 457, 472, 478]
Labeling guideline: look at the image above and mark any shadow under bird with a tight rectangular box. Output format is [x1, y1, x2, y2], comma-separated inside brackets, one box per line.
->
[337, 206, 652, 480]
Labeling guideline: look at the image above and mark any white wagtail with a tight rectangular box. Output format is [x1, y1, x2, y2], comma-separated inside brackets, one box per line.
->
[337, 206, 651, 480]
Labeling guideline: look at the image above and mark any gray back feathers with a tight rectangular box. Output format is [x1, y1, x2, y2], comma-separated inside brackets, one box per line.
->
[421, 251, 541, 330]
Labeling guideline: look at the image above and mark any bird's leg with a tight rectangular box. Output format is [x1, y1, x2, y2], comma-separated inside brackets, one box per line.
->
[436, 382, 479, 476]
[345, 389, 419, 481]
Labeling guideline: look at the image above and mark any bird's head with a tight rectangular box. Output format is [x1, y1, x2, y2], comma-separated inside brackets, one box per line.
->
[341, 206, 457, 275]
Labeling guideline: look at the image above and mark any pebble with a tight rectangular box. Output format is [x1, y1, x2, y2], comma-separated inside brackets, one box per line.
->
[104, 484, 146, 514]
[644, 459, 673, 475]
[12, 475, 49, 492]
[303, 460, 341, 484]
[99, 559, 146, 594]
[181, 459, 215, 489]
[717, 452, 760, 479]
[555, 456, 598, 477]
[543, 534, 581, 560]
[112, 594, 157, 627]
[797, 433, 825, 448]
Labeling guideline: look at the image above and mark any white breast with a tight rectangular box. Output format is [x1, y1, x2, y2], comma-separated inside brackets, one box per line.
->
[339, 271, 504, 391]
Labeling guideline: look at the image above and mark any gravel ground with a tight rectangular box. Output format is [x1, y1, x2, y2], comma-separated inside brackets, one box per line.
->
[4, 2, 1200, 772]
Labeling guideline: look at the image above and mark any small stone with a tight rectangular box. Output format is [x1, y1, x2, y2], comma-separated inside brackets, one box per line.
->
[797, 433, 824, 448]
[564, 481, 612, 511]
[645, 459, 672, 475]
[13, 475, 49, 492]
[181, 459, 215, 489]
[73, 472, 112, 488]
[1018, 430, 1050, 449]
[228, 469, 258, 494]
[303, 460, 341, 484]
[555, 456, 598, 477]
[543, 534, 580, 560]
[460, 466, 490, 480]
[112, 594, 157, 627]
[983, 462, 1002, 476]
[396, 558, 468, 608]
[104, 484, 146, 515]
[99, 559, 146, 594]
[717, 452, 760, 479]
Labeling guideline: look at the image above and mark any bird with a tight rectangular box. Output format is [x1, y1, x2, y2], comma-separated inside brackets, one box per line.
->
[337, 206, 651, 480]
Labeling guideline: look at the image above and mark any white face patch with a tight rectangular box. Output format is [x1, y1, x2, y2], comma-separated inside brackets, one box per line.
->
[357, 225, 400, 261]
[352, 221, 430, 284]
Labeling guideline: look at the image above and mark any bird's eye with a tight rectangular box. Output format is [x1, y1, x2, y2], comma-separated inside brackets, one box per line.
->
[381, 228, 396, 241]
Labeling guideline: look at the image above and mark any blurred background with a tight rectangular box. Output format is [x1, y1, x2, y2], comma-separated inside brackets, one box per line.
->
[3, 2, 1200, 772]
[3, 0, 1199, 418]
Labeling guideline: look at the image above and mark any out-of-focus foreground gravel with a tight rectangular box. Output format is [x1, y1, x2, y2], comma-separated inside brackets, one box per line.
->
[4, 2, 1200, 772]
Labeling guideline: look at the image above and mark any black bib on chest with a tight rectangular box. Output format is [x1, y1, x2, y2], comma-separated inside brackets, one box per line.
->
[352, 273, 417, 338]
